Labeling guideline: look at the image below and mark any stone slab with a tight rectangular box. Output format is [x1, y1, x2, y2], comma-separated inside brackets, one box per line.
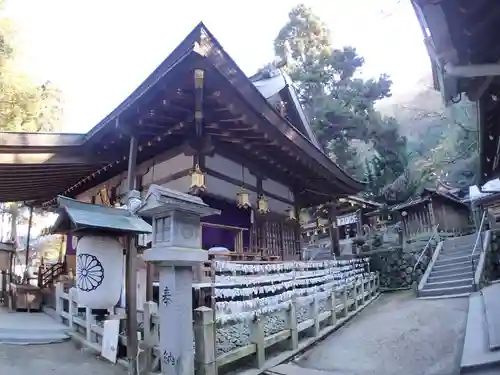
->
[461, 293, 500, 372]
[482, 283, 500, 351]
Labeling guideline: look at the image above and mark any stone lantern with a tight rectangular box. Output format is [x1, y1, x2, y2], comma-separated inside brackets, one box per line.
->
[138, 184, 220, 375]
[0, 241, 15, 305]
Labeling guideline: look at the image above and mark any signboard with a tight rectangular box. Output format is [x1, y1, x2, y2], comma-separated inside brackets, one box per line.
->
[337, 213, 358, 227]
[101, 319, 120, 363]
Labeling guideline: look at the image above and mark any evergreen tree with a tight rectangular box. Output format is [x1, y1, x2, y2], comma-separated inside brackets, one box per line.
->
[0, 0, 62, 132]
[272, 4, 408, 185]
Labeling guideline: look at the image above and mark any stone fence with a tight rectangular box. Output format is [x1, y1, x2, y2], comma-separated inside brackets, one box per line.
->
[364, 242, 436, 290]
[50, 260, 380, 374]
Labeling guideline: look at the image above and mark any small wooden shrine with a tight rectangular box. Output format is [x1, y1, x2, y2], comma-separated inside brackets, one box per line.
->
[374, 188, 471, 238]
[301, 195, 381, 241]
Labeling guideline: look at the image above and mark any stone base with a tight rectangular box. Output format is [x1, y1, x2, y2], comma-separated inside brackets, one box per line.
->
[142, 246, 207, 266]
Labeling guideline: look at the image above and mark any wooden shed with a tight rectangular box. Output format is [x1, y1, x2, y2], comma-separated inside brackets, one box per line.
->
[389, 188, 471, 238]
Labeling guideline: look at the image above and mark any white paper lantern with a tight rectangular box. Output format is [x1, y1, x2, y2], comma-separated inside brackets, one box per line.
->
[76, 235, 124, 309]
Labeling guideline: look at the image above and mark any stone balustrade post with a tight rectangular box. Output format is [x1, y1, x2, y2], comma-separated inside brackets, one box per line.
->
[55, 282, 63, 319]
[342, 286, 349, 316]
[287, 300, 298, 350]
[144, 301, 159, 374]
[353, 279, 359, 310]
[311, 296, 320, 336]
[360, 276, 365, 304]
[251, 317, 265, 368]
[194, 306, 216, 375]
[68, 287, 76, 330]
[328, 290, 337, 326]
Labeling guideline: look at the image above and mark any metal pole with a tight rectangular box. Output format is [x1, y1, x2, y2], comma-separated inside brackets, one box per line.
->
[24, 206, 33, 283]
[125, 135, 139, 375]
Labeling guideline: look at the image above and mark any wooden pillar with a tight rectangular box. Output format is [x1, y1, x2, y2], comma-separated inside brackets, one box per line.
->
[428, 200, 437, 229]
[24, 206, 34, 278]
[441, 205, 448, 232]
[125, 134, 139, 375]
[329, 202, 340, 257]
[293, 198, 302, 260]
[425, 208, 432, 231]
[256, 177, 265, 256]
[356, 209, 363, 236]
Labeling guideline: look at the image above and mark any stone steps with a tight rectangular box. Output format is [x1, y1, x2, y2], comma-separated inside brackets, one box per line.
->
[419, 285, 474, 298]
[428, 271, 474, 283]
[461, 286, 500, 373]
[424, 277, 473, 289]
[418, 234, 479, 299]
[431, 264, 474, 277]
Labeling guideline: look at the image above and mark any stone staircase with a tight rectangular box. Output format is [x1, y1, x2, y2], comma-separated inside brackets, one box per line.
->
[461, 283, 500, 373]
[418, 233, 480, 298]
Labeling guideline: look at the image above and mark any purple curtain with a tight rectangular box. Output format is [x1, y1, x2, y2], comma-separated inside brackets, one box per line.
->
[201, 196, 251, 250]
[66, 234, 76, 255]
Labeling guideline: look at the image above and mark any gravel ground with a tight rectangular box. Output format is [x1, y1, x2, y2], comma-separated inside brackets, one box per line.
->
[0, 342, 127, 375]
[296, 291, 469, 375]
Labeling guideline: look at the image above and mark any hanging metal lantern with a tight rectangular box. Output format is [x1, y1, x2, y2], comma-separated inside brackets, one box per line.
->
[285, 206, 296, 221]
[257, 195, 269, 214]
[189, 164, 206, 194]
[237, 187, 251, 209]
[299, 210, 311, 224]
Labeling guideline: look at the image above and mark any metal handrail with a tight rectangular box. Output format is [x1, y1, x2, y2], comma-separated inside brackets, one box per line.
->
[471, 210, 487, 259]
[471, 210, 488, 289]
[412, 224, 440, 274]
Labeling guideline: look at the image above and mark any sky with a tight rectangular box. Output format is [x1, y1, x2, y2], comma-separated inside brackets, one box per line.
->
[5, 0, 431, 134]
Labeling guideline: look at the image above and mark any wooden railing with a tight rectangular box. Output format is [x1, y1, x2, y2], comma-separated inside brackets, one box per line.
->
[52, 272, 379, 374]
[38, 262, 65, 288]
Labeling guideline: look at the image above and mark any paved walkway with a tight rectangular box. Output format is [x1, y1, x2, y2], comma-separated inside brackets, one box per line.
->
[0, 308, 126, 375]
[0, 308, 69, 344]
[291, 291, 468, 375]
[0, 342, 127, 375]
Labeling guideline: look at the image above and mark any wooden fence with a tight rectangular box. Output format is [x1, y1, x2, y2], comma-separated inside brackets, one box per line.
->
[52, 271, 380, 374]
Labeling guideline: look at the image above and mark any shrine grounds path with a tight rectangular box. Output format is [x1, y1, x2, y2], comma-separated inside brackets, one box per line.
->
[0, 291, 468, 375]
[295, 291, 468, 375]
[0, 342, 127, 375]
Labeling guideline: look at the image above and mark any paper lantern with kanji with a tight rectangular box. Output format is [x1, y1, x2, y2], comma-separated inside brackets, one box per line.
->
[76, 235, 123, 309]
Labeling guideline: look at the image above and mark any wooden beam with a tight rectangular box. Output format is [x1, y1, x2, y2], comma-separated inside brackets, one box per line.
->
[0, 132, 85, 148]
[0, 152, 109, 165]
[205, 168, 293, 205]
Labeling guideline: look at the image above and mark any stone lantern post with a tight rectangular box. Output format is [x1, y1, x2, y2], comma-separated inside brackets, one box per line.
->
[138, 185, 219, 375]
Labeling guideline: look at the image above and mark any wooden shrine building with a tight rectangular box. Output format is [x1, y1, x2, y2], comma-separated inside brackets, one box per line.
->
[0, 23, 364, 261]
[301, 195, 381, 241]
[371, 188, 471, 238]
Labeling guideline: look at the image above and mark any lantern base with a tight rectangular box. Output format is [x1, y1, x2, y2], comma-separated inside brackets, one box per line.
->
[141, 246, 207, 267]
